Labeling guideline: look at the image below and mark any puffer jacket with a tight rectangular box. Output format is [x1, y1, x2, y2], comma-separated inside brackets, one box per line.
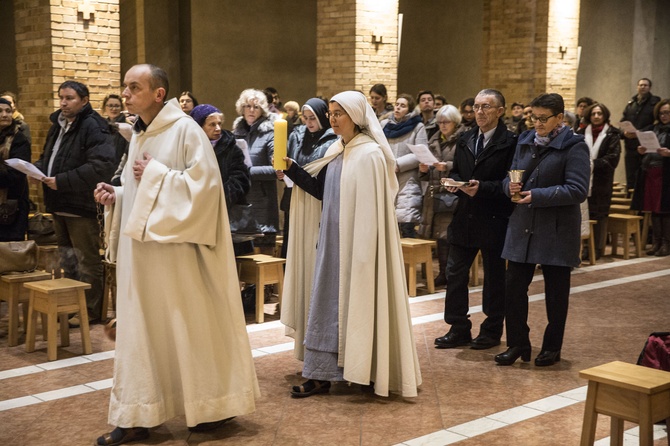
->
[232, 114, 279, 236]
[35, 103, 116, 218]
[381, 110, 428, 223]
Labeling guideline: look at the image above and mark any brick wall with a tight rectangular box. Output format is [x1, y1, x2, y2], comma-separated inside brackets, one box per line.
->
[13, 0, 121, 209]
[316, 0, 398, 100]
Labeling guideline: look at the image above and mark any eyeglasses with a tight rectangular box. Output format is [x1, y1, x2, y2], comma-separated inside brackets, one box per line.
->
[473, 104, 496, 112]
[326, 111, 347, 120]
[530, 114, 558, 123]
[106, 104, 122, 108]
[437, 121, 452, 125]
[659, 111, 670, 116]
[243, 104, 261, 110]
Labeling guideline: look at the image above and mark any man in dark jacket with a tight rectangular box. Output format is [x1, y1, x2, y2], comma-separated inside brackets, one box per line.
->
[35, 80, 116, 323]
[621, 78, 660, 189]
[434, 89, 516, 351]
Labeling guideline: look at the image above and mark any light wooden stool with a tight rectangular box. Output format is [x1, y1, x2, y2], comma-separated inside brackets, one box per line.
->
[100, 260, 117, 322]
[579, 361, 670, 446]
[611, 197, 633, 207]
[24, 278, 92, 361]
[609, 204, 635, 215]
[607, 214, 643, 259]
[400, 238, 436, 297]
[0, 271, 52, 346]
[37, 245, 61, 278]
[236, 254, 286, 323]
[581, 220, 597, 266]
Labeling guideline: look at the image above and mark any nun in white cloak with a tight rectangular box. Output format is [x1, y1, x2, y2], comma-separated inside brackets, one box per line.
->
[280, 91, 422, 398]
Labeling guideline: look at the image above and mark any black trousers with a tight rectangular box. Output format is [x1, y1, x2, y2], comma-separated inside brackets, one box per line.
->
[504, 261, 571, 352]
[443, 244, 506, 338]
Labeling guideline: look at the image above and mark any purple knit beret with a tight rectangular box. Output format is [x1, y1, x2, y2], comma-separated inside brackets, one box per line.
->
[190, 104, 221, 127]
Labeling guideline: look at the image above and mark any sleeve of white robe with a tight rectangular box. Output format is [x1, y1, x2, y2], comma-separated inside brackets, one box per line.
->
[123, 131, 222, 247]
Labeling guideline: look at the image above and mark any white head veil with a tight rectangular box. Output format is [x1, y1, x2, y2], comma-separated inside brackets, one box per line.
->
[330, 91, 399, 193]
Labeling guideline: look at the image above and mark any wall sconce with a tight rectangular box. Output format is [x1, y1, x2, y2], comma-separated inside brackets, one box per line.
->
[372, 27, 383, 44]
[559, 44, 567, 59]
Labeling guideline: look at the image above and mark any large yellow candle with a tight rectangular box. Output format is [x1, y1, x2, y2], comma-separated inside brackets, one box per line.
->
[273, 118, 287, 170]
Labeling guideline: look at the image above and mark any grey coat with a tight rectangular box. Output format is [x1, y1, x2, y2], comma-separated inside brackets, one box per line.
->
[232, 114, 279, 237]
[502, 127, 590, 267]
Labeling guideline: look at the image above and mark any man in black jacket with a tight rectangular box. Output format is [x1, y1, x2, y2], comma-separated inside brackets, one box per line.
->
[621, 78, 660, 189]
[434, 89, 516, 351]
[35, 80, 116, 323]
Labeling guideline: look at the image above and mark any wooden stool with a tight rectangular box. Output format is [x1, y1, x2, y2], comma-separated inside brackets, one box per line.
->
[581, 220, 597, 266]
[609, 204, 635, 215]
[608, 213, 643, 259]
[100, 260, 117, 322]
[580, 361, 670, 446]
[0, 271, 52, 346]
[236, 254, 286, 323]
[24, 278, 92, 361]
[37, 245, 61, 278]
[611, 197, 633, 207]
[400, 238, 436, 297]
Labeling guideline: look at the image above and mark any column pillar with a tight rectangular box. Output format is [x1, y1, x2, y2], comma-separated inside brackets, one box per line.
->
[316, 0, 399, 100]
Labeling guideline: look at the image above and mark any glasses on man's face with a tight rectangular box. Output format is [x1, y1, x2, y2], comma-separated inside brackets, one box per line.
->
[473, 104, 495, 112]
[326, 111, 346, 120]
[530, 114, 558, 124]
[243, 104, 261, 111]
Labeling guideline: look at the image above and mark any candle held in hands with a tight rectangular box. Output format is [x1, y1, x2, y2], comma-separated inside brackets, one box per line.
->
[274, 118, 287, 170]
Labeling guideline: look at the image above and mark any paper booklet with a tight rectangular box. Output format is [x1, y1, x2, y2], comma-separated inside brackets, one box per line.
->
[407, 143, 439, 165]
[4, 158, 46, 180]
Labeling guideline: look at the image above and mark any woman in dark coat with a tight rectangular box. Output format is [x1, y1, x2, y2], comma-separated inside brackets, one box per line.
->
[276, 98, 337, 258]
[191, 104, 252, 255]
[578, 103, 621, 259]
[0, 97, 31, 241]
[631, 99, 670, 256]
[496, 93, 590, 367]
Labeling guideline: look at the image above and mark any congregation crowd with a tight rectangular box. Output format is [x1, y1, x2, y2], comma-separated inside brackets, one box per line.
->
[1, 66, 669, 445]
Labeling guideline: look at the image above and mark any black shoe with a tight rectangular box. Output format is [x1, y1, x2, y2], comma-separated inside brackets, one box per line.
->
[433, 273, 447, 288]
[494, 346, 531, 366]
[470, 335, 501, 350]
[434, 331, 472, 349]
[534, 350, 561, 367]
[189, 417, 235, 432]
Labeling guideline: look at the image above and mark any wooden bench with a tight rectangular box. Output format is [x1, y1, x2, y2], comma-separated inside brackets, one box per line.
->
[580, 361, 670, 445]
[236, 254, 286, 323]
[607, 214, 643, 259]
[400, 238, 436, 297]
[0, 271, 52, 346]
[24, 278, 92, 361]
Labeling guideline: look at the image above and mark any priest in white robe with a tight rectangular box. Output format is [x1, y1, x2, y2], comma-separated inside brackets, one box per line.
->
[94, 64, 259, 446]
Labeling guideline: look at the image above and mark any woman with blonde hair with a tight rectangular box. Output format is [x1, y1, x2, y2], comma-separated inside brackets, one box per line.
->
[232, 89, 279, 253]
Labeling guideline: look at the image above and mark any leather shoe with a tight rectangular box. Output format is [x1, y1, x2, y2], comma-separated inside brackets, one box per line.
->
[434, 332, 472, 349]
[470, 335, 501, 350]
[534, 350, 561, 366]
[494, 346, 531, 366]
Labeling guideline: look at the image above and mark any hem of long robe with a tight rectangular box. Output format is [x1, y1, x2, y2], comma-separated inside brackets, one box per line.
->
[302, 348, 344, 382]
[108, 388, 257, 428]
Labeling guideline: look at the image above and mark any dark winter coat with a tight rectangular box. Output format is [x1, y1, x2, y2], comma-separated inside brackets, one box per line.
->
[35, 103, 116, 218]
[448, 120, 516, 249]
[620, 93, 661, 151]
[0, 122, 30, 241]
[578, 125, 621, 218]
[631, 123, 670, 213]
[502, 127, 590, 267]
[214, 130, 251, 209]
[232, 114, 279, 237]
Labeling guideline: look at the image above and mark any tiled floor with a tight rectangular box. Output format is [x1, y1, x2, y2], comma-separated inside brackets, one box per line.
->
[1, 247, 669, 445]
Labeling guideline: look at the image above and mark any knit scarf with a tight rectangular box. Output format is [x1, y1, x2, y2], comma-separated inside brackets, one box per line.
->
[534, 122, 567, 146]
[383, 114, 422, 139]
